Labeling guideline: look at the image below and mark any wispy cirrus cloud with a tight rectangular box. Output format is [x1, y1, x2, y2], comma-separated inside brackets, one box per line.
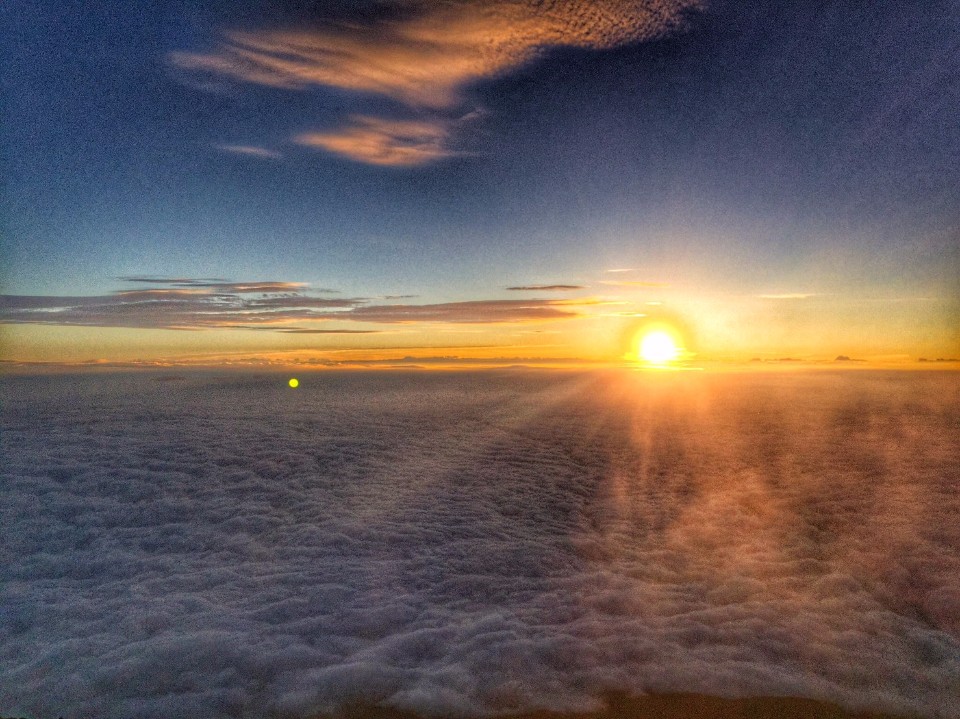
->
[214, 144, 282, 160]
[171, 1, 702, 107]
[599, 280, 670, 287]
[757, 293, 818, 299]
[170, 0, 702, 164]
[295, 116, 453, 166]
[0, 278, 593, 330]
[337, 298, 589, 323]
[119, 277, 320, 293]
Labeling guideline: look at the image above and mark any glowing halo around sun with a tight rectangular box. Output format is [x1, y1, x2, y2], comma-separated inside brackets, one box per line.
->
[639, 330, 680, 364]
[630, 325, 687, 367]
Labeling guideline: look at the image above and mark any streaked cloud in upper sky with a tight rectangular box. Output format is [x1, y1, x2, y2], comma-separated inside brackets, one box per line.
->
[170, 0, 703, 106]
[169, 0, 703, 164]
[295, 116, 454, 166]
[214, 144, 282, 160]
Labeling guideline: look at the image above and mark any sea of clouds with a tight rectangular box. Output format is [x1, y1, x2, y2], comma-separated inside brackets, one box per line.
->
[1, 369, 958, 718]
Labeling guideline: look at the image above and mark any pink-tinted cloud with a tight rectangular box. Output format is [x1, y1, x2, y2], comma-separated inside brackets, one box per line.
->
[170, 0, 702, 164]
[171, 1, 701, 108]
[296, 116, 453, 166]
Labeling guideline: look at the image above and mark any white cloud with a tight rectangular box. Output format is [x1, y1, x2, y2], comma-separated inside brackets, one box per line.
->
[215, 144, 282, 159]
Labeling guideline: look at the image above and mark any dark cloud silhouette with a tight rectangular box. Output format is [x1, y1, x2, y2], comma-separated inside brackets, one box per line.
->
[1, 370, 958, 718]
[0, 280, 591, 330]
[337, 299, 586, 323]
[121, 277, 320, 293]
[506, 285, 586, 291]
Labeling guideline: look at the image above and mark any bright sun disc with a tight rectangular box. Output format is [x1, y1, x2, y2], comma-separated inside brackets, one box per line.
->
[288, 378, 299, 388]
[638, 330, 680, 364]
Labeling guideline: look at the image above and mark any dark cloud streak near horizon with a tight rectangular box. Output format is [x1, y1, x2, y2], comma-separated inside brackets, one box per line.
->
[0, 279, 589, 330]
[507, 285, 586, 291]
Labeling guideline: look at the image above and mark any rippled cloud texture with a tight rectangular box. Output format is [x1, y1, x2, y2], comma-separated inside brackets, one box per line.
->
[170, 0, 703, 164]
[2, 371, 959, 717]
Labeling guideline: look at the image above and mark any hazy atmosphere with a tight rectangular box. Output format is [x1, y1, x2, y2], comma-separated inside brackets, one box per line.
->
[2, 1, 959, 718]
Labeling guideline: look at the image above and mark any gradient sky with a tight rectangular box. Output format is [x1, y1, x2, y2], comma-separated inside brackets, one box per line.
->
[3, 0, 959, 365]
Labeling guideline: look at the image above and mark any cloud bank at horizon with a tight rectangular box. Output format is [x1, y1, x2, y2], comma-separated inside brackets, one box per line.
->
[0, 277, 593, 330]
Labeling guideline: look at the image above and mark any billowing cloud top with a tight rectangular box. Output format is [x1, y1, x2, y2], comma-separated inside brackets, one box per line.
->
[3, 371, 959, 716]
[170, 0, 702, 164]
[0, 277, 592, 330]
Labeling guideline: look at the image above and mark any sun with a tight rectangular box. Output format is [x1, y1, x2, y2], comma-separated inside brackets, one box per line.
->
[636, 329, 681, 365]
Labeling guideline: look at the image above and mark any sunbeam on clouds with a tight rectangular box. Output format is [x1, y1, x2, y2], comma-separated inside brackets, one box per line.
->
[1, 370, 958, 718]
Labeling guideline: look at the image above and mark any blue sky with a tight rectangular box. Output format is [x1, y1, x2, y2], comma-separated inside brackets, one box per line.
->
[2, 0, 958, 363]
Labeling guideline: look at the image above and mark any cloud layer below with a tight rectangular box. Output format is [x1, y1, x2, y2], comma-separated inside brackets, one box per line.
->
[2, 370, 958, 718]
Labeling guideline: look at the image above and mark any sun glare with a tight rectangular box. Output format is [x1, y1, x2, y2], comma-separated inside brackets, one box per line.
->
[637, 330, 680, 365]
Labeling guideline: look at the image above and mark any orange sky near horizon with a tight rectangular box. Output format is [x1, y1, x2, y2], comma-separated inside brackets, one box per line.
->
[3, 285, 957, 368]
